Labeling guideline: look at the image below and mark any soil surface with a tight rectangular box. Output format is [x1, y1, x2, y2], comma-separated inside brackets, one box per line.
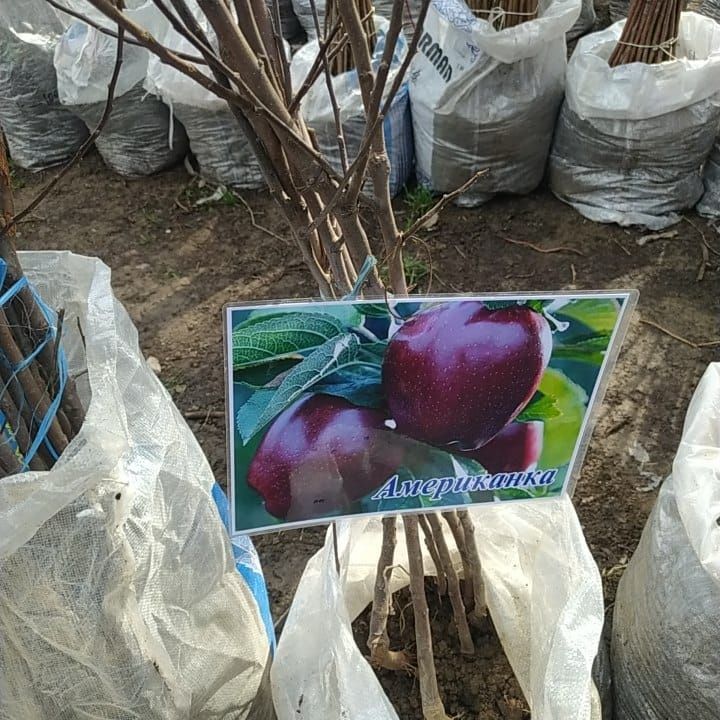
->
[14, 149, 718, 718]
[10, 7, 720, 711]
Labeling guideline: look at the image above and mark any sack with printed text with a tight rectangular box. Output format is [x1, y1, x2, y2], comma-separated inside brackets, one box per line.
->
[408, 0, 580, 207]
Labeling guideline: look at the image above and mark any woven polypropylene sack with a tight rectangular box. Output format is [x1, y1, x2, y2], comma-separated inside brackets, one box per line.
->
[549, 14, 720, 230]
[290, 16, 413, 198]
[70, 85, 189, 177]
[698, 143, 720, 218]
[54, 13, 188, 177]
[0, 252, 275, 720]
[567, 0, 596, 41]
[612, 363, 720, 720]
[408, 0, 580, 208]
[0, 0, 88, 171]
[272, 496, 607, 720]
[144, 1, 265, 188]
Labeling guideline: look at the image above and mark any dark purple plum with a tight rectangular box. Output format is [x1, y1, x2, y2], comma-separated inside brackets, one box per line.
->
[382, 302, 552, 450]
[247, 394, 403, 521]
[459, 421, 544, 473]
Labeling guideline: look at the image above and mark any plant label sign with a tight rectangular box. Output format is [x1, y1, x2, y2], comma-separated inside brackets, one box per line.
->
[224, 293, 636, 536]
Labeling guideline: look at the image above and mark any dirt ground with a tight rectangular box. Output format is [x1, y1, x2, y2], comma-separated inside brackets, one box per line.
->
[13, 147, 718, 717]
[9, 5, 720, 709]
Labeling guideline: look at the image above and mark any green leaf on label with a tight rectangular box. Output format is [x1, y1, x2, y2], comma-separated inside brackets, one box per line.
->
[232, 312, 344, 369]
[312, 364, 384, 408]
[517, 392, 560, 422]
[483, 300, 519, 311]
[553, 333, 612, 365]
[235, 388, 276, 444]
[537, 368, 588, 469]
[238, 358, 300, 387]
[357, 341, 387, 366]
[526, 300, 548, 314]
[556, 299, 620, 334]
[356, 302, 389, 318]
[241, 333, 360, 441]
[244, 303, 362, 328]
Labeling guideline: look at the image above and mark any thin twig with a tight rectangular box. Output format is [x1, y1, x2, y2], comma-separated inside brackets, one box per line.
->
[641, 319, 720, 349]
[11, 20, 125, 229]
[309, 0, 350, 174]
[183, 409, 225, 420]
[235, 194, 291, 245]
[288, 17, 344, 114]
[403, 171, 488, 240]
[503, 236, 587, 257]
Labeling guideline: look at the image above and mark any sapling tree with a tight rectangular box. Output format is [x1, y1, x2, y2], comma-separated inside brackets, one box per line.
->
[39, 0, 487, 716]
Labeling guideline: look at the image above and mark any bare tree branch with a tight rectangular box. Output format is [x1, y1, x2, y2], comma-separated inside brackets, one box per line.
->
[12, 16, 125, 228]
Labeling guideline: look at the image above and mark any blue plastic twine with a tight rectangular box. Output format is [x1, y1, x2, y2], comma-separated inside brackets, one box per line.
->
[0, 258, 68, 470]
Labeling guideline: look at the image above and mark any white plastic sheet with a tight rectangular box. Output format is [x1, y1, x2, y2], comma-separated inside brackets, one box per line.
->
[0, 252, 273, 720]
[549, 14, 720, 230]
[272, 496, 606, 720]
[408, 0, 579, 207]
[612, 363, 720, 719]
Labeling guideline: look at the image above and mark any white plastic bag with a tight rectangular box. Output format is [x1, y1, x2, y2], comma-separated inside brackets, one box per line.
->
[144, 1, 265, 188]
[290, 16, 414, 198]
[612, 363, 720, 719]
[0, 0, 89, 171]
[272, 496, 606, 719]
[549, 14, 720, 230]
[408, 0, 580, 207]
[54, 7, 189, 177]
[0, 252, 274, 720]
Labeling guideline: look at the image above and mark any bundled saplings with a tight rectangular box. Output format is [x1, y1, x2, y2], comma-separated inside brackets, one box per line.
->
[325, 0, 376, 74]
[549, 7, 720, 228]
[0, 135, 84, 476]
[608, 0, 682, 66]
[465, 0, 538, 28]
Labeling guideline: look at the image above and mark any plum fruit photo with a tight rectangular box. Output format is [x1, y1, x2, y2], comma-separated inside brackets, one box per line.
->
[225, 293, 634, 535]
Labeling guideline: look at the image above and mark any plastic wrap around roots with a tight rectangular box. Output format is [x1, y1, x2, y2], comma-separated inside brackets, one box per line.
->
[0, 14, 88, 170]
[612, 363, 720, 720]
[271, 497, 608, 720]
[408, 0, 579, 208]
[549, 13, 720, 230]
[73, 85, 189, 177]
[0, 252, 274, 720]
